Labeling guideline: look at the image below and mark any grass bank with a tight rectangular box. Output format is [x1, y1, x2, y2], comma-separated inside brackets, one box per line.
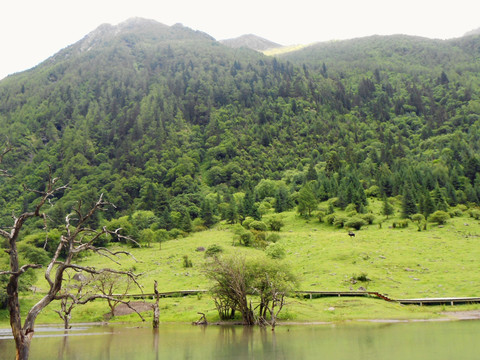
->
[2, 202, 480, 326]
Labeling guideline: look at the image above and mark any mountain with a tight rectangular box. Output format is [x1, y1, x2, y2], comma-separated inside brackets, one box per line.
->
[464, 27, 480, 37]
[1, 18, 480, 233]
[220, 34, 282, 51]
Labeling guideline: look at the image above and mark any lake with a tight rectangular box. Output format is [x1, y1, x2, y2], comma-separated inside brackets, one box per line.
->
[1, 320, 479, 359]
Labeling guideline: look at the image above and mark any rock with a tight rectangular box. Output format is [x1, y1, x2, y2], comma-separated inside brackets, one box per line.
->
[196, 246, 205, 252]
[327, 307, 335, 311]
[72, 273, 87, 282]
[358, 286, 367, 291]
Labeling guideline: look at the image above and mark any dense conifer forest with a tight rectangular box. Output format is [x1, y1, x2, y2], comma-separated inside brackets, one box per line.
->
[1, 18, 480, 265]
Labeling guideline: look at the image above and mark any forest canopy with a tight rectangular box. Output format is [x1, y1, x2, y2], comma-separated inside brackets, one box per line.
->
[1, 20, 480, 239]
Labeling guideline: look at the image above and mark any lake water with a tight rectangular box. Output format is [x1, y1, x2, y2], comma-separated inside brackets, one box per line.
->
[1, 320, 479, 359]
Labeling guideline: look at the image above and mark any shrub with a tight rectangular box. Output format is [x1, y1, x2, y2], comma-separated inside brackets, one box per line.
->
[411, 213, 425, 223]
[344, 217, 367, 230]
[252, 230, 268, 248]
[351, 272, 370, 283]
[449, 208, 463, 217]
[183, 255, 193, 268]
[267, 217, 284, 231]
[249, 221, 268, 232]
[345, 204, 357, 216]
[333, 215, 348, 228]
[365, 185, 380, 198]
[18, 243, 50, 266]
[205, 244, 224, 257]
[236, 230, 254, 247]
[469, 209, 480, 220]
[324, 214, 336, 225]
[429, 210, 450, 225]
[242, 217, 255, 229]
[392, 220, 409, 228]
[192, 218, 207, 232]
[266, 233, 281, 243]
[360, 213, 375, 225]
[317, 210, 326, 223]
[265, 243, 286, 259]
[169, 228, 184, 239]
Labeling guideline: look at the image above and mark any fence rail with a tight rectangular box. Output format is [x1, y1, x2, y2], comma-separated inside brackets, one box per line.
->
[113, 289, 480, 306]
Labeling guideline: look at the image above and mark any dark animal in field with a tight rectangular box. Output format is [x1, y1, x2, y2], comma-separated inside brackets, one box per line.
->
[348, 231, 355, 237]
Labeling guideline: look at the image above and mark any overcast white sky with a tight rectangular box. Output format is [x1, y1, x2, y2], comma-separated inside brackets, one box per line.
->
[1, 0, 479, 79]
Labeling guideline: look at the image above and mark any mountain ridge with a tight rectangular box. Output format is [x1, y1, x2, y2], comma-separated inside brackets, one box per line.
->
[220, 34, 282, 51]
[0, 17, 479, 229]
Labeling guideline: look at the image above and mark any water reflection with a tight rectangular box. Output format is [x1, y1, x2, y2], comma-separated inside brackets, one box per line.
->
[1, 321, 480, 359]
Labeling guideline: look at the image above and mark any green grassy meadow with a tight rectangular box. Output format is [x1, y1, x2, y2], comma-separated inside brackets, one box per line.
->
[2, 200, 480, 326]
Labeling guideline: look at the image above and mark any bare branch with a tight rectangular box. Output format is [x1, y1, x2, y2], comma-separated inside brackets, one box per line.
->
[0, 228, 10, 239]
[0, 264, 42, 277]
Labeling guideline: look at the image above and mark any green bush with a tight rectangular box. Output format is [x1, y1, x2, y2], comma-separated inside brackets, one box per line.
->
[360, 213, 375, 225]
[183, 255, 193, 268]
[333, 215, 348, 228]
[429, 210, 450, 225]
[265, 243, 286, 259]
[169, 228, 184, 239]
[266, 233, 281, 243]
[237, 230, 254, 247]
[344, 217, 367, 230]
[205, 244, 224, 257]
[411, 213, 425, 223]
[18, 243, 50, 266]
[345, 204, 358, 216]
[324, 214, 336, 225]
[242, 217, 255, 229]
[392, 220, 409, 228]
[449, 208, 463, 217]
[469, 209, 480, 220]
[267, 217, 284, 231]
[249, 220, 268, 232]
[351, 272, 370, 283]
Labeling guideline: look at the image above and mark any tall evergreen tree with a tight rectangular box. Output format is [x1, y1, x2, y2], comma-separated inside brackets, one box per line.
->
[306, 162, 318, 182]
[401, 187, 418, 218]
[297, 182, 317, 217]
[432, 185, 448, 211]
[200, 198, 215, 228]
[274, 185, 290, 213]
[381, 195, 394, 219]
[243, 187, 260, 220]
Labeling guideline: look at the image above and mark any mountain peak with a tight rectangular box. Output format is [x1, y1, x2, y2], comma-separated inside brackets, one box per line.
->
[464, 27, 480, 37]
[220, 34, 282, 52]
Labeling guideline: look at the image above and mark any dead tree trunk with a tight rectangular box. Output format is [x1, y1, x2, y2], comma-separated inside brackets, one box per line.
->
[1, 151, 142, 359]
[153, 280, 160, 329]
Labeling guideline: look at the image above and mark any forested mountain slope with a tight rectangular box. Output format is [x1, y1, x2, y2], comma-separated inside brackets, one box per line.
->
[1, 18, 480, 234]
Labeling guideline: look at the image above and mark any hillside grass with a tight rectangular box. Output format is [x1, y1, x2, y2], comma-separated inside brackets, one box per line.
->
[2, 199, 480, 326]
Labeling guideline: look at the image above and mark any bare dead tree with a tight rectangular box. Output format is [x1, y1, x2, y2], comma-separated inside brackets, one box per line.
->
[92, 271, 140, 319]
[0, 149, 143, 360]
[56, 271, 145, 329]
[152, 280, 160, 328]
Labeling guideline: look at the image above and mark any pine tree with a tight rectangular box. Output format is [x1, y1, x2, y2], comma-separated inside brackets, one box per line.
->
[274, 185, 290, 213]
[306, 162, 318, 182]
[200, 199, 215, 228]
[297, 182, 317, 217]
[401, 187, 417, 218]
[381, 195, 394, 218]
[243, 187, 260, 220]
[432, 185, 448, 211]
[422, 191, 436, 218]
